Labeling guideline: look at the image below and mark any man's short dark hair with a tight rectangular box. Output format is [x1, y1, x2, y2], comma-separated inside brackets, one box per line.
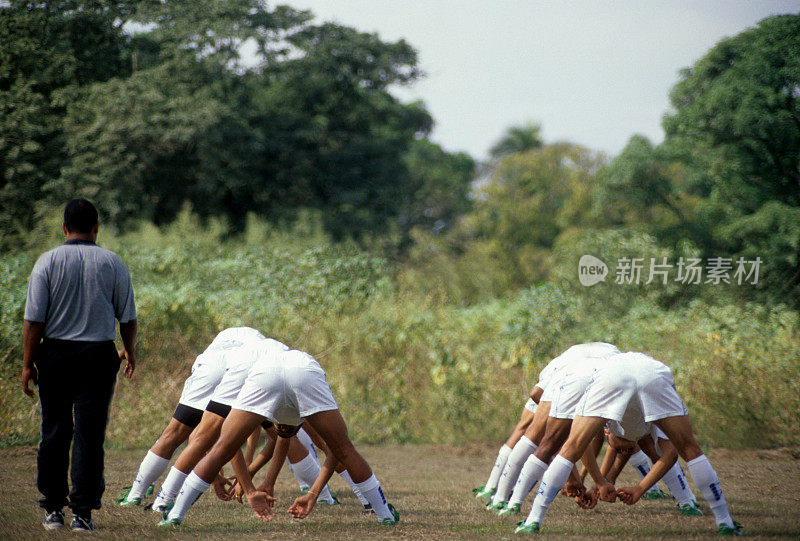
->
[64, 198, 99, 234]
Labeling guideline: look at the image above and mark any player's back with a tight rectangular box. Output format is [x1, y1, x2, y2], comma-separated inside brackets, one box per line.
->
[550, 342, 620, 379]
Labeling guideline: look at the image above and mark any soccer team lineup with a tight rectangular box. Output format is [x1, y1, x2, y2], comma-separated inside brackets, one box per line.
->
[110, 334, 742, 536]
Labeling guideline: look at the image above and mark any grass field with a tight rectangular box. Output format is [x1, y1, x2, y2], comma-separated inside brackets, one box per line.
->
[1, 444, 798, 540]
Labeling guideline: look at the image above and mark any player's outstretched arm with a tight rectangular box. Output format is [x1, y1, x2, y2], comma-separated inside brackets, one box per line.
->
[581, 437, 617, 503]
[287, 448, 338, 519]
[617, 436, 678, 505]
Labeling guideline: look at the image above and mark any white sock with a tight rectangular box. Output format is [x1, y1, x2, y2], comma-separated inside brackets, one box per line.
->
[167, 472, 210, 522]
[509, 454, 549, 507]
[492, 436, 537, 505]
[290, 454, 334, 503]
[687, 455, 733, 527]
[662, 461, 696, 506]
[627, 450, 660, 495]
[296, 428, 318, 461]
[339, 470, 370, 506]
[353, 474, 393, 522]
[127, 450, 169, 501]
[485, 444, 512, 490]
[153, 467, 188, 509]
[525, 455, 573, 526]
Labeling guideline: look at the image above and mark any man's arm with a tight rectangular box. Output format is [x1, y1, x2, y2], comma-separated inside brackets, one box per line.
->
[529, 386, 544, 404]
[287, 447, 338, 519]
[118, 319, 136, 378]
[617, 437, 678, 505]
[21, 320, 45, 397]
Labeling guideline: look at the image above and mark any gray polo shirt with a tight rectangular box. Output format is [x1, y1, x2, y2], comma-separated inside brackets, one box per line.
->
[25, 240, 136, 341]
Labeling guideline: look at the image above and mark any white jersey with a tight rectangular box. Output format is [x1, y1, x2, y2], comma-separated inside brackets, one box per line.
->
[210, 337, 289, 406]
[235, 348, 339, 425]
[179, 327, 269, 410]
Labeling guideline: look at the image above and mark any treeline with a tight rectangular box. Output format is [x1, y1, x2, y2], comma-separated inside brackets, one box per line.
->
[0, 0, 473, 245]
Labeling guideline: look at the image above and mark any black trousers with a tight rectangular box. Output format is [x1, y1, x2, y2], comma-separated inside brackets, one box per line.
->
[34, 339, 120, 515]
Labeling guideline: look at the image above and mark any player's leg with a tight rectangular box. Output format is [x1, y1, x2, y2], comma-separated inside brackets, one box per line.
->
[303, 422, 370, 510]
[284, 434, 338, 504]
[517, 416, 607, 533]
[624, 443, 669, 500]
[151, 410, 225, 511]
[655, 416, 739, 533]
[491, 402, 549, 513]
[163, 409, 264, 525]
[639, 435, 700, 513]
[475, 405, 535, 500]
[119, 413, 197, 506]
[306, 409, 398, 523]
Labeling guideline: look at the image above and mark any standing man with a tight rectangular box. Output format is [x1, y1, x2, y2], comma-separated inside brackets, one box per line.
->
[21, 198, 137, 532]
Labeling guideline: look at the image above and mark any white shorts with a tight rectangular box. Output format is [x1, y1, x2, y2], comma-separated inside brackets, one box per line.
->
[524, 398, 538, 413]
[234, 350, 339, 425]
[537, 343, 620, 404]
[548, 367, 596, 419]
[178, 352, 228, 410]
[577, 352, 688, 423]
[205, 327, 266, 353]
[209, 338, 288, 407]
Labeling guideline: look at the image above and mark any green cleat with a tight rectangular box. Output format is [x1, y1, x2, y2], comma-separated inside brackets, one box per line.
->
[515, 520, 540, 534]
[499, 503, 521, 516]
[474, 486, 496, 502]
[642, 487, 670, 500]
[718, 521, 742, 536]
[158, 517, 181, 528]
[300, 487, 309, 495]
[380, 503, 399, 526]
[116, 487, 140, 506]
[146, 483, 156, 496]
[318, 492, 340, 505]
[487, 499, 507, 511]
[472, 485, 486, 497]
[678, 501, 704, 516]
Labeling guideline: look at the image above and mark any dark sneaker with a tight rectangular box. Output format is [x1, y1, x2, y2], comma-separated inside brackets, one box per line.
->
[362, 503, 374, 515]
[70, 515, 94, 532]
[42, 509, 65, 530]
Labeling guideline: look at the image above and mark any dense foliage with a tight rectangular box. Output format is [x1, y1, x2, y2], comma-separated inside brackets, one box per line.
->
[1, 6, 798, 448]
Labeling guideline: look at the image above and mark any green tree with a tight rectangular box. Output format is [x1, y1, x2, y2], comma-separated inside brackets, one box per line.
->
[457, 143, 606, 285]
[489, 122, 543, 159]
[663, 14, 800, 301]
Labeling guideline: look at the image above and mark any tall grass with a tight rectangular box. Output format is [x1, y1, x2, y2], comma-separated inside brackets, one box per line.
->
[1, 213, 797, 448]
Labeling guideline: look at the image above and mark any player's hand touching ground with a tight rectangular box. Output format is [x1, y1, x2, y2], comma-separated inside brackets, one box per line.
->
[576, 487, 598, 509]
[616, 485, 645, 505]
[247, 490, 275, 521]
[211, 474, 234, 501]
[287, 492, 316, 519]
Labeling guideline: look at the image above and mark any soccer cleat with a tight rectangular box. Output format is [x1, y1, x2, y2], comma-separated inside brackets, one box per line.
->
[300, 487, 310, 495]
[147, 500, 173, 515]
[318, 492, 340, 506]
[158, 517, 182, 528]
[514, 520, 540, 534]
[487, 499, 508, 511]
[473, 485, 496, 502]
[380, 503, 399, 525]
[472, 485, 486, 496]
[718, 521, 742, 536]
[70, 515, 94, 532]
[678, 501, 704, 516]
[498, 503, 521, 516]
[42, 510, 65, 530]
[362, 503, 374, 515]
[146, 483, 156, 496]
[642, 487, 670, 500]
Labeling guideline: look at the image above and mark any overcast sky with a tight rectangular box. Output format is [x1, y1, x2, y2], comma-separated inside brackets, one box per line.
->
[286, 1, 800, 160]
